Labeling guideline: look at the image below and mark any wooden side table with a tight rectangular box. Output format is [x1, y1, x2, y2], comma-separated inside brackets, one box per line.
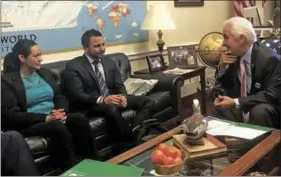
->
[133, 66, 207, 114]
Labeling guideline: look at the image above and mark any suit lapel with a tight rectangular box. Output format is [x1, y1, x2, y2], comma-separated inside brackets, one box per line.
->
[9, 73, 27, 110]
[250, 42, 258, 78]
[234, 57, 240, 82]
[250, 42, 259, 92]
[81, 55, 99, 86]
[101, 56, 111, 85]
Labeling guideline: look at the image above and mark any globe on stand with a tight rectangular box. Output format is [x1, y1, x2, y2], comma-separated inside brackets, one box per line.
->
[197, 32, 227, 69]
[196, 32, 227, 100]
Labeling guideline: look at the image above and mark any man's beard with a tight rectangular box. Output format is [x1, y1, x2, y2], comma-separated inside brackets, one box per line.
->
[88, 51, 105, 59]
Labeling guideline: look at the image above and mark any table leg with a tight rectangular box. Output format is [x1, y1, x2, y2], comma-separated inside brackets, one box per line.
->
[200, 70, 207, 114]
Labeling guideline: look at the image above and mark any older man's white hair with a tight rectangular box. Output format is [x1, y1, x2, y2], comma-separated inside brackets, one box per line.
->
[223, 17, 257, 44]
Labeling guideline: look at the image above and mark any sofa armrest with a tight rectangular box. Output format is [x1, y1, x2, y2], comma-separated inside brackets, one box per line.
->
[131, 74, 183, 92]
[131, 74, 184, 114]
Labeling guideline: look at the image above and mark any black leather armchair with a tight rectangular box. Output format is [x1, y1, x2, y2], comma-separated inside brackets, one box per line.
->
[21, 53, 184, 175]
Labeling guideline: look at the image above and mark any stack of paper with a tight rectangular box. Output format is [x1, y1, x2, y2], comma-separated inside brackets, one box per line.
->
[203, 116, 273, 140]
[163, 68, 193, 75]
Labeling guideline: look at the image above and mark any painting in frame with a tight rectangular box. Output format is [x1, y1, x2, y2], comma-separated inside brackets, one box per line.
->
[174, 0, 204, 7]
[167, 45, 198, 69]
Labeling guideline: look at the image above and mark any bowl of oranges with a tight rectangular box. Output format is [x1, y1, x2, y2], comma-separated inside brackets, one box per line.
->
[150, 143, 187, 175]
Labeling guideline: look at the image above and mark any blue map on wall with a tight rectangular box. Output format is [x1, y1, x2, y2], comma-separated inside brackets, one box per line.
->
[1, 1, 147, 57]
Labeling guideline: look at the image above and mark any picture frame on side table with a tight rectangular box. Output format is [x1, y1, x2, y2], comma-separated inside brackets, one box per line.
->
[146, 54, 166, 72]
[254, 27, 273, 38]
[174, 0, 204, 7]
[167, 45, 198, 69]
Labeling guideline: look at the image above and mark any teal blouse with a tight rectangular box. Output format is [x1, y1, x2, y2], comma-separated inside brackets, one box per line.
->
[22, 73, 54, 114]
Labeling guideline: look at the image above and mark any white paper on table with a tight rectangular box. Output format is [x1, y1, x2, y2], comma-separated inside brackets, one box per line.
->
[207, 125, 268, 140]
[204, 119, 232, 130]
[204, 116, 269, 140]
[163, 68, 193, 75]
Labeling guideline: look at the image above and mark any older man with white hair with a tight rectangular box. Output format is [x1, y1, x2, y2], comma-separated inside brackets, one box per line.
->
[213, 17, 281, 128]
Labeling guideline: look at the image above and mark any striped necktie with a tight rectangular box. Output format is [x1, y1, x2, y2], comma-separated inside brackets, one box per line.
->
[92, 60, 109, 96]
[240, 58, 249, 122]
[240, 59, 247, 98]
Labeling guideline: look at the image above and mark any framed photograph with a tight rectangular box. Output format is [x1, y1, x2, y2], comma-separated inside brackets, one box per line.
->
[262, 29, 272, 37]
[167, 45, 198, 69]
[146, 54, 166, 72]
[254, 27, 273, 38]
[255, 28, 262, 37]
[174, 0, 204, 7]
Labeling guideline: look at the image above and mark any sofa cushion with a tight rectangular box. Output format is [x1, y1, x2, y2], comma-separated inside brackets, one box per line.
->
[42, 60, 69, 83]
[25, 136, 49, 158]
[88, 116, 107, 135]
[147, 91, 171, 113]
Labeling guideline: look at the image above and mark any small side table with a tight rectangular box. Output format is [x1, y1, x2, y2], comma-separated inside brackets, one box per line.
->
[133, 66, 207, 114]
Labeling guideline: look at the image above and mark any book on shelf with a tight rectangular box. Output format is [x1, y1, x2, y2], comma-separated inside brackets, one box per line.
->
[172, 133, 227, 159]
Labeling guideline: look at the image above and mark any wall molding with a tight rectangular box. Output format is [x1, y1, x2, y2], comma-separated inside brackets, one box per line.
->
[128, 49, 168, 61]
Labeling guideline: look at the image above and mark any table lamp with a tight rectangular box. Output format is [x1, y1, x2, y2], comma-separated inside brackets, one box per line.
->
[141, 4, 176, 54]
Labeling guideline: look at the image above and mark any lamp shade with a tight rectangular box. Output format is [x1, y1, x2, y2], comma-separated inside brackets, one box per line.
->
[141, 4, 176, 30]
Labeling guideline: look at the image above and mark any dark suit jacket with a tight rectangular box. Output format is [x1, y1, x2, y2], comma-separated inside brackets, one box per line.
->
[1, 68, 69, 130]
[60, 54, 127, 111]
[216, 42, 281, 112]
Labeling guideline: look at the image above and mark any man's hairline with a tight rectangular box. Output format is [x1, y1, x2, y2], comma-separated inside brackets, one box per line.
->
[84, 35, 105, 48]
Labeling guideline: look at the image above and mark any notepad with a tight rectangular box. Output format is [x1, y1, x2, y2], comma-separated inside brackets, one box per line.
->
[61, 159, 144, 176]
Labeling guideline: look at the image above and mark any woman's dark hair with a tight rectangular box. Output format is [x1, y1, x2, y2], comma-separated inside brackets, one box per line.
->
[3, 39, 37, 73]
[81, 29, 102, 48]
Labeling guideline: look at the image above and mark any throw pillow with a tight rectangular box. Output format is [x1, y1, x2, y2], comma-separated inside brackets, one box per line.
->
[124, 78, 158, 96]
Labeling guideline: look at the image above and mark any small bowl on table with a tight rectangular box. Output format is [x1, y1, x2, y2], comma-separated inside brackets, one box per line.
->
[152, 151, 187, 175]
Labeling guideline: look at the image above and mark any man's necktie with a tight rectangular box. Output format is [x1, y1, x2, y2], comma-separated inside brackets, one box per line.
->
[92, 60, 109, 96]
[240, 58, 249, 122]
[240, 59, 247, 98]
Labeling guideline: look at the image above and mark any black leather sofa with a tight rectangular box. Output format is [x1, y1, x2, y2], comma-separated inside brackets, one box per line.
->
[23, 53, 184, 175]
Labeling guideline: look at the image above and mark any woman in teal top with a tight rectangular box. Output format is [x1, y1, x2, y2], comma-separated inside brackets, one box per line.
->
[2, 39, 99, 172]
[22, 73, 55, 114]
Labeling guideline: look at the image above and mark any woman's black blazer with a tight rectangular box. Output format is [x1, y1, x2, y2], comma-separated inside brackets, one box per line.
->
[1, 68, 69, 130]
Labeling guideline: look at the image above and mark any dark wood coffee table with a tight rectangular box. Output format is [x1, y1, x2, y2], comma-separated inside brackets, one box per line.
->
[107, 125, 280, 176]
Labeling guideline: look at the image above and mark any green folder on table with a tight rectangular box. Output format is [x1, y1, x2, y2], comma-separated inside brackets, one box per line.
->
[61, 159, 144, 176]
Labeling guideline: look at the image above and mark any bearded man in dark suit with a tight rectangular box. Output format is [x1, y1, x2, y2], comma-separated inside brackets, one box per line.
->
[61, 29, 154, 142]
[212, 17, 281, 129]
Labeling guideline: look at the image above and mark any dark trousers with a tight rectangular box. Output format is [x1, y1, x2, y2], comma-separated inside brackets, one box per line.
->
[1, 131, 40, 176]
[91, 95, 154, 141]
[20, 113, 98, 170]
[212, 103, 280, 128]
